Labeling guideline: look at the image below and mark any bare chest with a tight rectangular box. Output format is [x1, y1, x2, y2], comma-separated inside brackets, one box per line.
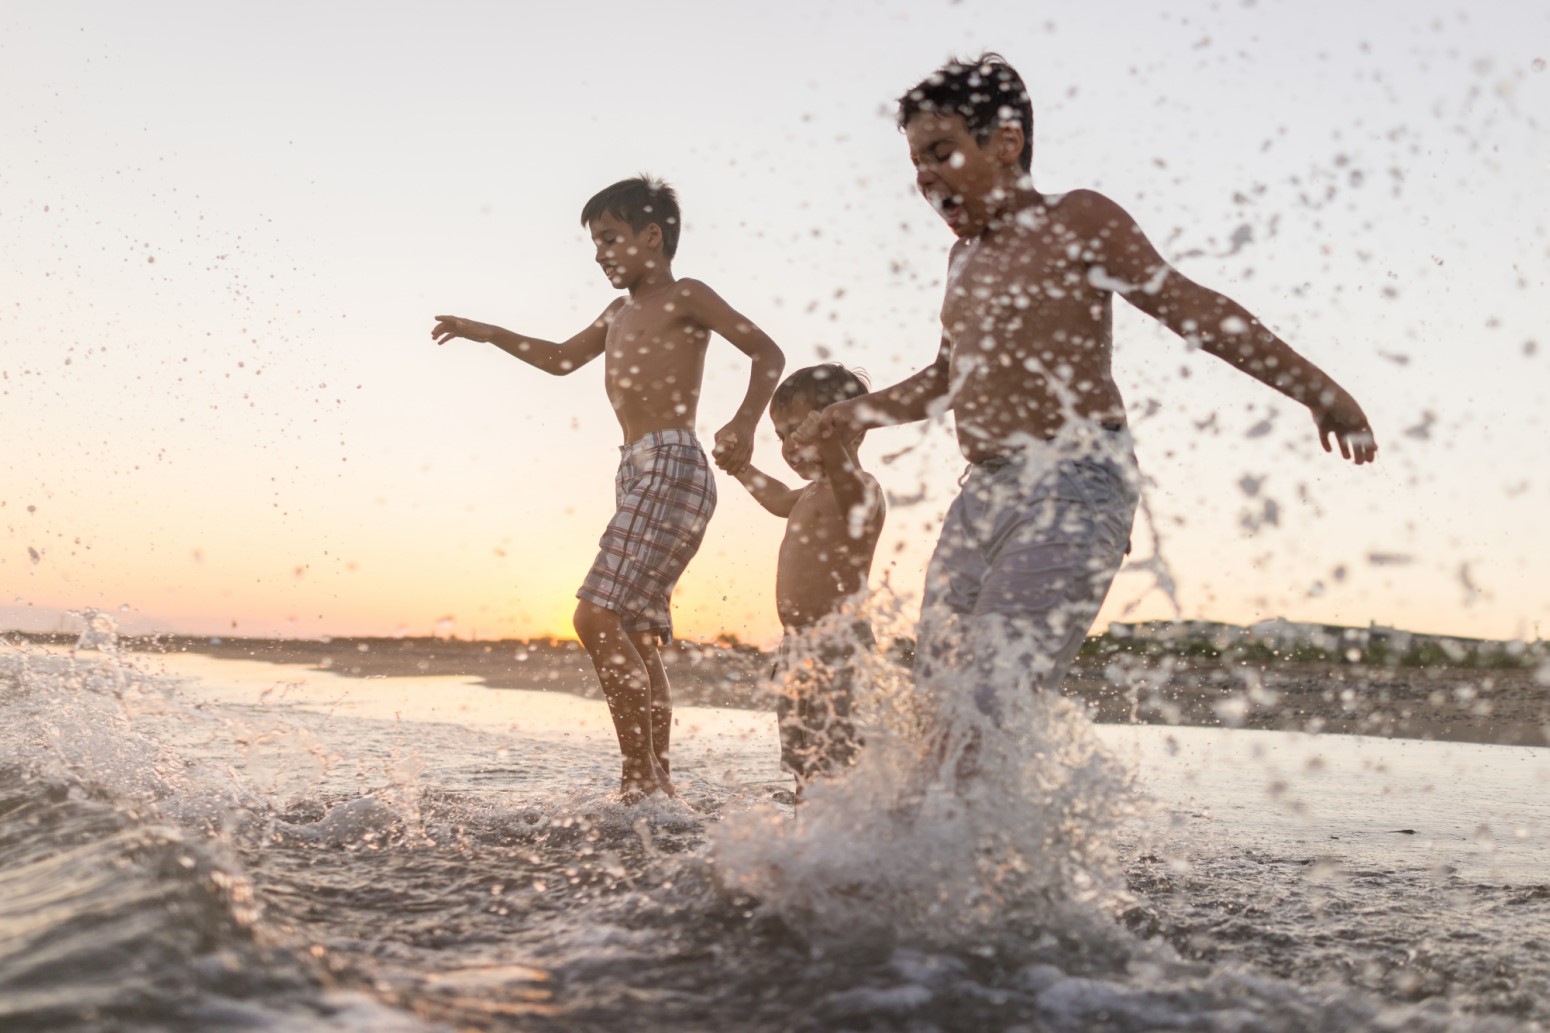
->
[604, 306, 708, 369]
[940, 231, 1101, 349]
[785, 485, 842, 544]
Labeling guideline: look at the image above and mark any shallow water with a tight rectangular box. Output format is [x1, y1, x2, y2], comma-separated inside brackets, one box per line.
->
[1, 642, 1545, 1032]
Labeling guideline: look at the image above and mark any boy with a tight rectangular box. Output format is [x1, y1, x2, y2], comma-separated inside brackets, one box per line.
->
[812, 54, 1377, 727]
[432, 176, 784, 800]
[723, 364, 886, 792]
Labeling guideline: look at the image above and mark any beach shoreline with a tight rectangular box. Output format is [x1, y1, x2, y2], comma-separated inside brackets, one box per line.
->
[6, 630, 1546, 749]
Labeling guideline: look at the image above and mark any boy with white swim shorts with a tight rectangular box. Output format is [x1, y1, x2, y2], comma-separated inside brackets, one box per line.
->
[812, 54, 1377, 739]
[434, 176, 784, 800]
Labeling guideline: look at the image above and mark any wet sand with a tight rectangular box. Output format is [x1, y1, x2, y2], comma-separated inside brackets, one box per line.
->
[8, 632, 1547, 748]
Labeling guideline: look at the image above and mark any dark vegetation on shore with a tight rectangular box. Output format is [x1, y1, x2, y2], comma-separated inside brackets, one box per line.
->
[6, 628, 1547, 748]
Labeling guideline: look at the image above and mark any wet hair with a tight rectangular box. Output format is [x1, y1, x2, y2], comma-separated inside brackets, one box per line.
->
[771, 363, 869, 416]
[579, 175, 682, 259]
[896, 52, 1034, 172]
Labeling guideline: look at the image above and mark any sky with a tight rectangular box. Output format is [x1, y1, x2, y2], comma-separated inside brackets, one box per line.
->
[2, 0, 1546, 647]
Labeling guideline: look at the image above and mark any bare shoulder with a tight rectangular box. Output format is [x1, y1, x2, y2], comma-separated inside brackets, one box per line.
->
[671, 278, 718, 303]
[1046, 188, 1134, 233]
[667, 278, 728, 318]
[833, 470, 886, 515]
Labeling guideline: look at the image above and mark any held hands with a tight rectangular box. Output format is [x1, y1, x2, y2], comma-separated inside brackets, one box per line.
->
[794, 411, 824, 447]
[809, 398, 863, 449]
[712, 418, 756, 474]
[431, 315, 499, 346]
[1311, 389, 1378, 465]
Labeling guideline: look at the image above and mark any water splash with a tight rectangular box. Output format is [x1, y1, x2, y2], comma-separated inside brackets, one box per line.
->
[712, 598, 1138, 951]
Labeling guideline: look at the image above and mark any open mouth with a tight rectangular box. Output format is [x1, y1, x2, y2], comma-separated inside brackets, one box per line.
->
[929, 192, 967, 229]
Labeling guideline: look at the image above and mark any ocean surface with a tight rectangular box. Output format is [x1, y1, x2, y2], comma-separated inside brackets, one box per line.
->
[2, 632, 1547, 1032]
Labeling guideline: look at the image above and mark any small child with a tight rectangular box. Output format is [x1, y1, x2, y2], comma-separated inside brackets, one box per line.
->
[433, 176, 784, 801]
[723, 364, 886, 791]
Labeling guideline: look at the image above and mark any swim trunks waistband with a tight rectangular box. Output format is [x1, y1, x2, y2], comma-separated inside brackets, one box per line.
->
[620, 428, 701, 458]
[971, 423, 1127, 470]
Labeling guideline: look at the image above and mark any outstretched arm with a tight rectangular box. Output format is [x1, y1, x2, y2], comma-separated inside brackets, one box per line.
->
[1072, 190, 1377, 464]
[814, 334, 953, 446]
[431, 303, 615, 376]
[729, 463, 804, 518]
[676, 280, 784, 472]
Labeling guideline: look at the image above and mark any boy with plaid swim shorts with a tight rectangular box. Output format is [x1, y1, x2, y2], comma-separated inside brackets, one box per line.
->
[434, 176, 784, 800]
[579, 429, 717, 645]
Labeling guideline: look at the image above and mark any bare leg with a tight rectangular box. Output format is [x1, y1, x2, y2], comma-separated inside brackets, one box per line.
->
[573, 601, 674, 799]
[632, 631, 674, 781]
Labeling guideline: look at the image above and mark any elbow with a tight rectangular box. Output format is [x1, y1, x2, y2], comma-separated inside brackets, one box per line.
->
[764, 343, 786, 374]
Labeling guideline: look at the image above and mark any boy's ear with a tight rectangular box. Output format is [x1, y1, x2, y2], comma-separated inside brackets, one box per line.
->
[644, 222, 664, 250]
[995, 124, 1024, 167]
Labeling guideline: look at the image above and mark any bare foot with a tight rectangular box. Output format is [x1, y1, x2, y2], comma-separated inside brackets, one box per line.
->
[619, 762, 675, 803]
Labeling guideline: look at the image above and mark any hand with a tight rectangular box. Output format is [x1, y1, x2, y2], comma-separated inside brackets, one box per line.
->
[431, 315, 498, 346]
[712, 419, 755, 474]
[1312, 390, 1378, 465]
[814, 398, 862, 446]
[794, 410, 824, 446]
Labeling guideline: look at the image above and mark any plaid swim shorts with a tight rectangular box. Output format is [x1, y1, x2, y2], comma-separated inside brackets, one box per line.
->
[577, 429, 716, 643]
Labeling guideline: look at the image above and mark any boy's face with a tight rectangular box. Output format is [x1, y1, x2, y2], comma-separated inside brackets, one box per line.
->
[905, 112, 1019, 238]
[588, 211, 660, 289]
[771, 401, 823, 480]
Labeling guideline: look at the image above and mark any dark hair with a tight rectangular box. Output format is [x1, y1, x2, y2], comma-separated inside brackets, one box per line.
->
[896, 52, 1033, 173]
[771, 363, 869, 415]
[579, 175, 682, 259]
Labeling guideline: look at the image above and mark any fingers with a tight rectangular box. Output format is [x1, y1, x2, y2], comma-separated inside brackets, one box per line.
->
[1316, 410, 1380, 465]
[803, 407, 840, 445]
[818, 402, 858, 441]
[431, 316, 466, 345]
[711, 433, 752, 474]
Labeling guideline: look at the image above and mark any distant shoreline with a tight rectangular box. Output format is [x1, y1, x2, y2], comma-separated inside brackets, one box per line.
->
[5, 630, 1546, 749]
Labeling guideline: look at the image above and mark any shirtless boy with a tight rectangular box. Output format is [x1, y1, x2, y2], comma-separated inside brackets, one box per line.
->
[814, 54, 1377, 724]
[725, 364, 885, 791]
[433, 176, 784, 799]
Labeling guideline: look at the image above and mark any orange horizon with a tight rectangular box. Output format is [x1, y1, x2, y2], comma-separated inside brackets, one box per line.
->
[2, 605, 1538, 650]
